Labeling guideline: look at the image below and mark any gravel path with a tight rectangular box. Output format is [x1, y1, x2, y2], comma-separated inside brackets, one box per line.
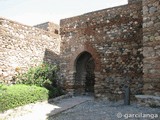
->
[1, 95, 159, 120]
[49, 98, 160, 120]
[0, 95, 91, 120]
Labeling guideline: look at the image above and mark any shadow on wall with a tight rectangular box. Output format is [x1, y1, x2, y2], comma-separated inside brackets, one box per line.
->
[43, 49, 65, 98]
[74, 51, 95, 95]
[43, 48, 62, 86]
[43, 49, 60, 65]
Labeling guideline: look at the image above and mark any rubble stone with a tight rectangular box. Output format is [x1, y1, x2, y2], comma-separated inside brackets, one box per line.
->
[0, 0, 160, 104]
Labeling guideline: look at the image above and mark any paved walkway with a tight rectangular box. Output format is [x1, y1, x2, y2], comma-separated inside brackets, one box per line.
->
[1, 95, 160, 120]
[0, 96, 92, 120]
[49, 99, 160, 120]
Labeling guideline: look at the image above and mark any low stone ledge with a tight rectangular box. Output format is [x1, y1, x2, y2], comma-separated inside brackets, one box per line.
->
[135, 95, 160, 107]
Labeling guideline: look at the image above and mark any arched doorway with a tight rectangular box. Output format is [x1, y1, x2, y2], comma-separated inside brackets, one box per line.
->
[74, 51, 95, 95]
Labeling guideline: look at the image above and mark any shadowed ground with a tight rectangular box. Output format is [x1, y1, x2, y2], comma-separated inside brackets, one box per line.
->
[1, 96, 160, 120]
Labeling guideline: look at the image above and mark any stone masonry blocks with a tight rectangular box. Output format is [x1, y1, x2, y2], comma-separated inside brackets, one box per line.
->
[0, 0, 160, 101]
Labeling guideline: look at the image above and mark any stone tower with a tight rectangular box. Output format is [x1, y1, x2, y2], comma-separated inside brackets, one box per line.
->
[128, 0, 142, 4]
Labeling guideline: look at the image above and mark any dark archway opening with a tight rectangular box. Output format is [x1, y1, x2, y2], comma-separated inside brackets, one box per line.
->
[74, 51, 95, 95]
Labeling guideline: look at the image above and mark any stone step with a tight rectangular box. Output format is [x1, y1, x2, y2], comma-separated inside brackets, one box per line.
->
[135, 95, 160, 107]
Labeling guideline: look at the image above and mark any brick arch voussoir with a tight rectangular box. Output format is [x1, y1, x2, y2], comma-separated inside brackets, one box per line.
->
[84, 42, 101, 71]
[68, 42, 101, 72]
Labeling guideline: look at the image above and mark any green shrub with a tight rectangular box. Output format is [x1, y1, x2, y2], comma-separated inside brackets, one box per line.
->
[16, 63, 58, 87]
[15, 63, 64, 98]
[0, 84, 49, 112]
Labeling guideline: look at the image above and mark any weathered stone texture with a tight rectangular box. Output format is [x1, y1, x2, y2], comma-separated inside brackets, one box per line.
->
[142, 0, 160, 96]
[60, 1, 143, 100]
[0, 0, 159, 101]
[128, 0, 142, 4]
[135, 95, 160, 107]
[34, 22, 60, 36]
[0, 18, 60, 83]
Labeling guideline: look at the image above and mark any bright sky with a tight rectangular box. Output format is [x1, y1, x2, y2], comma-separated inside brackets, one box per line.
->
[0, 0, 128, 26]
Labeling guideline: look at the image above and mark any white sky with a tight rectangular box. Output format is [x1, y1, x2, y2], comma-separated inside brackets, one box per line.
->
[0, 0, 128, 26]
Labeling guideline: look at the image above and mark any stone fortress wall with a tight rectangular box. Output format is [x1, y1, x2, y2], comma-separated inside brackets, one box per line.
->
[142, 0, 160, 96]
[0, 18, 61, 83]
[34, 22, 60, 35]
[0, 0, 160, 101]
[60, 0, 143, 99]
